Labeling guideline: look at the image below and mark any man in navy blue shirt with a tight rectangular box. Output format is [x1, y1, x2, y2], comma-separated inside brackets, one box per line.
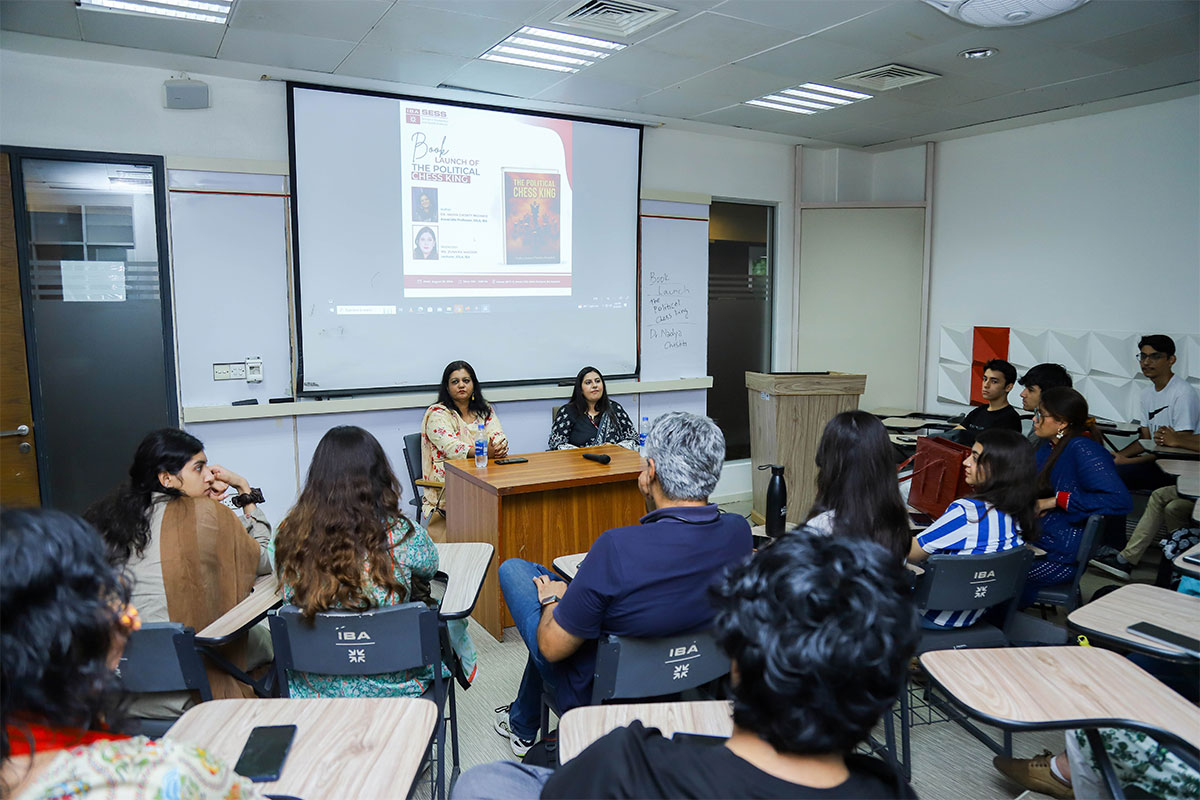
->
[494, 412, 752, 756]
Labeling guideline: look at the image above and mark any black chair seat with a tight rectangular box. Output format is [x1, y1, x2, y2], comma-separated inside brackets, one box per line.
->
[915, 623, 1008, 654]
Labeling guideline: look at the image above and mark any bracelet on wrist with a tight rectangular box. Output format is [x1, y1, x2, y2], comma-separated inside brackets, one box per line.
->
[231, 487, 265, 508]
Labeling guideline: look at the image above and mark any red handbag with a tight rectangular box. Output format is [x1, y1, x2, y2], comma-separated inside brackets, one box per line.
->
[900, 436, 972, 518]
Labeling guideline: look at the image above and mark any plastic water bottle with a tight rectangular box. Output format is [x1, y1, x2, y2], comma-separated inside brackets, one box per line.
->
[639, 416, 649, 458]
[474, 421, 488, 468]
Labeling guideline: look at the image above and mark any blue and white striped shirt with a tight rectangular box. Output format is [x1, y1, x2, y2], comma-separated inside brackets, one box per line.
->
[915, 497, 1024, 628]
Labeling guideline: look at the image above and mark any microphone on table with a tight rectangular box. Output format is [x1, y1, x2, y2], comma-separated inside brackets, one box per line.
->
[582, 452, 611, 464]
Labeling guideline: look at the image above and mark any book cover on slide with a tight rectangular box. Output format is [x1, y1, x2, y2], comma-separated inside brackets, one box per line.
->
[503, 169, 561, 265]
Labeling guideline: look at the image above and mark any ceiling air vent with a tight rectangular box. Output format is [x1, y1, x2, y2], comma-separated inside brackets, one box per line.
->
[550, 0, 677, 38]
[836, 64, 941, 92]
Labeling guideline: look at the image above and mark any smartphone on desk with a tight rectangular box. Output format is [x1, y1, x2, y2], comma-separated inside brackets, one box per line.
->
[234, 725, 296, 782]
[1181, 554, 1200, 567]
[1125, 622, 1200, 658]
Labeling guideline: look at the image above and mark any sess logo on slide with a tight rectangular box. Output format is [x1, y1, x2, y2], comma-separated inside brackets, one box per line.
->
[406, 107, 447, 125]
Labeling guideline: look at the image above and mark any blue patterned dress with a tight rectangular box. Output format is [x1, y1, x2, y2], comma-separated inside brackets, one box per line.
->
[274, 517, 477, 697]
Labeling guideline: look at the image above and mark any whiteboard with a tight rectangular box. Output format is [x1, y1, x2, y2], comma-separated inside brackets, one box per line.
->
[639, 200, 709, 380]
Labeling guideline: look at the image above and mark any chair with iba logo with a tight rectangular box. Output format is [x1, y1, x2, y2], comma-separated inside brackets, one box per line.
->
[900, 546, 1035, 778]
[268, 602, 455, 799]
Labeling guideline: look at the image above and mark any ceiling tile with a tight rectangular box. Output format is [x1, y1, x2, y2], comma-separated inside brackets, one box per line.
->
[437, 58, 570, 96]
[364, 3, 517, 58]
[534, 74, 651, 108]
[822, 124, 913, 148]
[882, 74, 1021, 109]
[218, 29, 357, 72]
[900, 25, 1084, 76]
[1074, 13, 1200, 68]
[736, 36, 889, 83]
[0, 0, 80, 39]
[690, 102, 805, 131]
[956, 49, 1128, 91]
[335, 45, 471, 86]
[637, 11, 796, 61]
[1012, 0, 1199, 48]
[711, 0, 893, 37]
[816, 1, 974, 56]
[401, 0, 560, 24]
[77, 8, 226, 57]
[229, 0, 391, 42]
[671, 64, 794, 100]
[584, 49, 713, 86]
[787, 93, 931, 126]
[619, 85, 742, 117]
[875, 106, 976, 138]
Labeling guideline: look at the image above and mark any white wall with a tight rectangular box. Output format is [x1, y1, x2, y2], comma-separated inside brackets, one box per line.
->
[925, 94, 1200, 411]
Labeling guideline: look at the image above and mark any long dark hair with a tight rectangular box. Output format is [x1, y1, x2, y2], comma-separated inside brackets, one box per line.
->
[971, 428, 1040, 542]
[569, 365, 610, 416]
[806, 411, 910, 564]
[1036, 387, 1099, 497]
[275, 426, 409, 621]
[84, 428, 204, 565]
[435, 360, 491, 419]
[1, 509, 131, 763]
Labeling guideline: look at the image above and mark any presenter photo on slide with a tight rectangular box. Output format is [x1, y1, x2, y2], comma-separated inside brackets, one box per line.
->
[420, 360, 507, 541]
[548, 366, 638, 451]
[412, 188, 438, 222]
[413, 226, 438, 260]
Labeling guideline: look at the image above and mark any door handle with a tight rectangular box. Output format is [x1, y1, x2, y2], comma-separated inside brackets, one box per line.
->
[1, 424, 30, 437]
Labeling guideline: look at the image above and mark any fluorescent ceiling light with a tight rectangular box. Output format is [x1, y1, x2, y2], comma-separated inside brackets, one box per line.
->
[479, 26, 625, 73]
[746, 82, 872, 116]
[77, 0, 233, 24]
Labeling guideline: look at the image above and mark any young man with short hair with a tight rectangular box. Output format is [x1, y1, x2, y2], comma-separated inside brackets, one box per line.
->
[957, 359, 1022, 443]
[1017, 363, 1073, 446]
[1113, 335, 1200, 491]
[455, 533, 918, 799]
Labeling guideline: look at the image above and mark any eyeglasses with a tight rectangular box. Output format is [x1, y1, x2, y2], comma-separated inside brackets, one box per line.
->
[1034, 409, 1045, 422]
[1136, 352, 1167, 363]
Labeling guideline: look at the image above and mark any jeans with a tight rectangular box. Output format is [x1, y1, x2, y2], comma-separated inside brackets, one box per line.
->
[452, 760, 553, 800]
[497, 558, 566, 740]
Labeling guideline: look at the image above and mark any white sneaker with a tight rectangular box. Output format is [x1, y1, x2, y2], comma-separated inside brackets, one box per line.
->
[494, 704, 536, 758]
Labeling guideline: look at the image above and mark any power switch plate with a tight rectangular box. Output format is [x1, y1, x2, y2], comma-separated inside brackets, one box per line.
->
[212, 362, 246, 381]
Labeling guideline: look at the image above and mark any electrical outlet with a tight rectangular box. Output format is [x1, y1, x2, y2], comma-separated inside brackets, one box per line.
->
[212, 362, 246, 381]
[245, 358, 263, 383]
[229, 362, 247, 380]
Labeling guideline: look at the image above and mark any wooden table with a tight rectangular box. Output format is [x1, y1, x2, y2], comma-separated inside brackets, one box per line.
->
[553, 551, 587, 581]
[1067, 583, 1200, 661]
[165, 697, 437, 797]
[435, 542, 492, 619]
[921, 646, 1200, 752]
[559, 700, 733, 763]
[872, 406, 919, 418]
[444, 444, 644, 639]
[1174, 543, 1200, 578]
[1178, 472, 1200, 500]
[197, 573, 281, 643]
[882, 416, 928, 430]
[1158, 459, 1200, 478]
[1141, 440, 1200, 460]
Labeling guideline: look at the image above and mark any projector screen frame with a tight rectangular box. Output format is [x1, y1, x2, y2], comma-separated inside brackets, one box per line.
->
[285, 81, 645, 398]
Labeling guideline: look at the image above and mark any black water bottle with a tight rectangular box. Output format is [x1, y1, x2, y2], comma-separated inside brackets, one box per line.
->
[758, 464, 787, 537]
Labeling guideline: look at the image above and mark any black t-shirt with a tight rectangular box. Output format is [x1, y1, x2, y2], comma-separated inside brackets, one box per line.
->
[962, 404, 1022, 435]
[541, 723, 916, 800]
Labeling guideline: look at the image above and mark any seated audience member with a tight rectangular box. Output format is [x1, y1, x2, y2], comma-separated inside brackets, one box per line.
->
[1091, 429, 1200, 580]
[1113, 334, 1200, 490]
[804, 410, 911, 565]
[84, 428, 272, 717]
[1024, 388, 1132, 605]
[0, 508, 262, 799]
[421, 360, 508, 541]
[908, 428, 1037, 627]
[1018, 363, 1074, 446]
[272, 425, 476, 697]
[493, 412, 751, 756]
[455, 533, 918, 799]
[955, 359, 1023, 443]
[547, 366, 638, 451]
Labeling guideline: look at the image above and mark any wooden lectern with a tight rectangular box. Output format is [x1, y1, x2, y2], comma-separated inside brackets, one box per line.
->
[443, 444, 644, 641]
[746, 372, 867, 527]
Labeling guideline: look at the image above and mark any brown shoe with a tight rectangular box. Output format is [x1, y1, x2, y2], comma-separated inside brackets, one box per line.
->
[993, 751, 1074, 799]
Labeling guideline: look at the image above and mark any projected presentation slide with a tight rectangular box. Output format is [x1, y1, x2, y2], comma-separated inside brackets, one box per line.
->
[290, 85, 641, 394]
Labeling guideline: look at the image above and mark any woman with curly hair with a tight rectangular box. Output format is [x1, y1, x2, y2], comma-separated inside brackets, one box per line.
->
[273, 425, 476, 697]
[1, 508, 262, 798]
[84, 428, 272, 718]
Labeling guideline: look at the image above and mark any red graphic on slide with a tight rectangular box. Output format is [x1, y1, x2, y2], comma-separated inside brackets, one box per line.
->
[971, 326, 1010, 405]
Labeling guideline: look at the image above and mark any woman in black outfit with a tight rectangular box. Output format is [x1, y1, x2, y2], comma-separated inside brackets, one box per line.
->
[548, 366, 638, 451]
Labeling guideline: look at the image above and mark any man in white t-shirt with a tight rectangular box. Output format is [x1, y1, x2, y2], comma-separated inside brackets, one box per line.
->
[1113, 334, 1200, 491]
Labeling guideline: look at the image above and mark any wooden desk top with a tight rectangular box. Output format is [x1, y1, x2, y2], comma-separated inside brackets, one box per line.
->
[920, 647, 1200, 752]
[1178, 472, 1200, 500]
[882, 417, 927, 430]
[197, 574, 281, 641]
[165, 697, 437, 796]
[1067, 583, 1200, 659]
[436, 541, 492, 619]
[559, 700, 733, 763]
[1174, 543, 1200, 578]
[553, 552, 586, 580]
[1158, 459, 1200, 478]
[443, 444, 642, 496]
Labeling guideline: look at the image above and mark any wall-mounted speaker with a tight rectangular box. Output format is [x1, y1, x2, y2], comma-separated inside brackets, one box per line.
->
[164, 79, 210, 109]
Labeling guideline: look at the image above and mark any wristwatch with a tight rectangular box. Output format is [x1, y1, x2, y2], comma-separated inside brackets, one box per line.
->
[539, 595, 559, 607]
